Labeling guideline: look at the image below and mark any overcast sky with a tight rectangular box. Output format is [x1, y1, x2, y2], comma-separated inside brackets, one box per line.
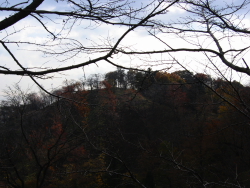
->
[1, 0, 250, 100]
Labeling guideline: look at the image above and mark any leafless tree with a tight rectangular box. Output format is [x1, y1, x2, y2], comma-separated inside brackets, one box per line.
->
[0, 1, 177, 75]
[0, 0, 181, 98]
[2, 1, 250, 187]
[1, 1, 250, 83]
[117, 0, 250, 79]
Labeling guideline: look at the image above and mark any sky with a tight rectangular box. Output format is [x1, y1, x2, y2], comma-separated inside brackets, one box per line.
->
[1, 0, 250, 100]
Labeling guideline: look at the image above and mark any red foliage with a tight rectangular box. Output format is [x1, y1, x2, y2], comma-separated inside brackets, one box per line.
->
[102, 80, 112, 89]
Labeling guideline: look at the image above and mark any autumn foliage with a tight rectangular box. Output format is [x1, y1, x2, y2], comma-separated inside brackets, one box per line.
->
[0, 70, 250, 187]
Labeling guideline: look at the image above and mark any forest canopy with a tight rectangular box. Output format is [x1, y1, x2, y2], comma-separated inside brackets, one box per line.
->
[1, 69, 250, 187]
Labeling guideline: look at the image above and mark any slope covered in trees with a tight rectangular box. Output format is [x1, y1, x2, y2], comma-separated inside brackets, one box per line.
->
[0, 69, 250, 188]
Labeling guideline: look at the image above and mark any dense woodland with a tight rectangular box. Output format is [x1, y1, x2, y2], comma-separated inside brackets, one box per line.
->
[1, 69, 250, 188]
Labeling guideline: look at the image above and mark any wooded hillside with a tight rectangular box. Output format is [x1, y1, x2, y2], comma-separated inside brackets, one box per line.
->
[0, 69, 250, 188]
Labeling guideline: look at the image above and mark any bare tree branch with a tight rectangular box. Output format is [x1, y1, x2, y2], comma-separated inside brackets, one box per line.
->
[0, 0, 45, 30]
